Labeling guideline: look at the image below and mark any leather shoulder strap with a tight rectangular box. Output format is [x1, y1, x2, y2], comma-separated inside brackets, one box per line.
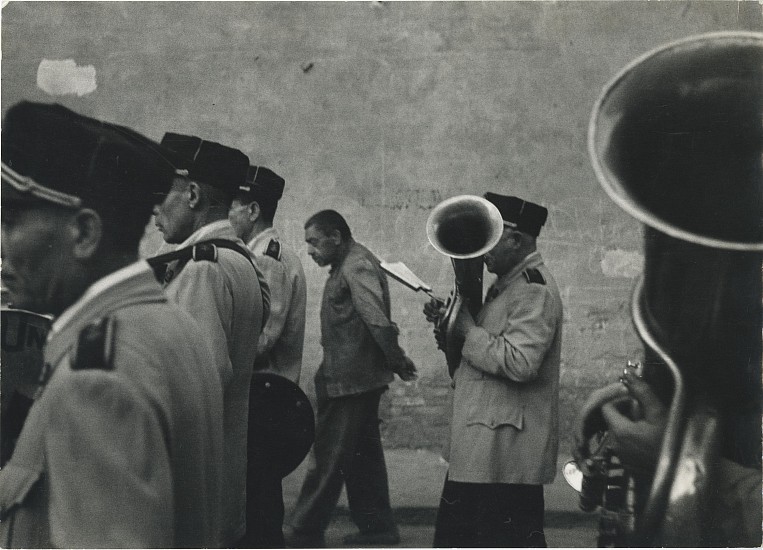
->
[147, 239, 254, 281]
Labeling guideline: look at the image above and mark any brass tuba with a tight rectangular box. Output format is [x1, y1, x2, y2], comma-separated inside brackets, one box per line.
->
[426, 195, 505, 376]
[587, 31, 763, 546]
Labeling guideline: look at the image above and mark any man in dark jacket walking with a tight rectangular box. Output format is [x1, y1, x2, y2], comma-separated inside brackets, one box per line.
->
[285, 210, 416, 548]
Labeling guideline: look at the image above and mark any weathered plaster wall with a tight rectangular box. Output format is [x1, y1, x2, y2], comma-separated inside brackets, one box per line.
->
[3, 1, 760, 451]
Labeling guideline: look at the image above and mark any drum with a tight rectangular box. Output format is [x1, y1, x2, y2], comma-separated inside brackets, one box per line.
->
[1, 308, 51, 465]
[248, 372, 315, 478]
[2, 308, 51, 401]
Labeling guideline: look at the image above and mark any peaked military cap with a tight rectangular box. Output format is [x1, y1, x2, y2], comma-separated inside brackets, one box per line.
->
[160, 132, 249, 195]
[238, 165, 285, 203]
[484, 192, 548, 237]
[1, 102, 176, 208]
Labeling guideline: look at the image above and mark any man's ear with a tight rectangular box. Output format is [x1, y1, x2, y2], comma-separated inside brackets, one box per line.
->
[248, 201, 261, 222]
[71, 208, 102, 260]
[187, 181, 202, 209]
[507, 229, 523, 248]
[329, 228, 342, 245]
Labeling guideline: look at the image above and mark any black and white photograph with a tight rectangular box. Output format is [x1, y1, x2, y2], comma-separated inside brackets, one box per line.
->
[1, 1, 761, 548]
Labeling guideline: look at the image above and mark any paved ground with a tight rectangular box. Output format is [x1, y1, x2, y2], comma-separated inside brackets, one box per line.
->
[283, 449, 601, 548]
[320, 514, 598, 548]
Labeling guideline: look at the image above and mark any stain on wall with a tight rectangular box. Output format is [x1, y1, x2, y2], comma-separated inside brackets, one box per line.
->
[36, 59, 97, 96]
[3, 2, 760, 452]
[600, 249, 643, 279]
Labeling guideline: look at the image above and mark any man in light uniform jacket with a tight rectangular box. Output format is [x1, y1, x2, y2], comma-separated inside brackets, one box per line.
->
[425, 192, 563, 548]
[230, 165, 306, 385]
[229, 165, 307, 548]
[153, 133, 268, 547]
[0, 102, 223, 548]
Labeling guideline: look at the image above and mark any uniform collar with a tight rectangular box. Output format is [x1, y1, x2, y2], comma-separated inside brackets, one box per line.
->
[490, 251, 544, 296]
[179, 219, 235, 247]
[45, 261, 166, 369]
[50, 260, 152, 335]
[249, 226, 279, 252]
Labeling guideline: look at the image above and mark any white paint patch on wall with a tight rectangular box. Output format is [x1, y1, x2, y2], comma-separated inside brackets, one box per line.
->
[36, 59, 97, 97]
[600, 249, 644, 278]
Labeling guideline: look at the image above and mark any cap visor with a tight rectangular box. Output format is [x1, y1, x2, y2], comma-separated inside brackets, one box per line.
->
[1, 180, 51, 207]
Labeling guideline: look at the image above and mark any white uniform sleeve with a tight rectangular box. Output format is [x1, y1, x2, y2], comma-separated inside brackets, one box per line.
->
[45, 372, 173, 548]
[461, 284, 557, 382]
[166, 261, 234, 386]
[256, 253, 292, 357]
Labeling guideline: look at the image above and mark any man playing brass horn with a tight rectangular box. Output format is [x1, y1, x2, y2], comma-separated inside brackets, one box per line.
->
[571, 32, 763, 547]
[424, 193, 563, 548]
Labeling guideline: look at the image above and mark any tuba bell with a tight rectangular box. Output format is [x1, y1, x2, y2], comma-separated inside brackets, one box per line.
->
[586, 31, 763, 546]
[425, 195, 505, 376]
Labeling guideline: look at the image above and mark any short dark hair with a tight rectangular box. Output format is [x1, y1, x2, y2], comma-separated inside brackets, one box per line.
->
[304, 209, 352, 240]
[199, 180, 233, 211]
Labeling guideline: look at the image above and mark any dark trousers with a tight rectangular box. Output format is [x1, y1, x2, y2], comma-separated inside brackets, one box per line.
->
[239, 380, 288, 549]
[288, 387, 396, 536]
[433, 475, 547, 548]
[239, 445, 286, 548]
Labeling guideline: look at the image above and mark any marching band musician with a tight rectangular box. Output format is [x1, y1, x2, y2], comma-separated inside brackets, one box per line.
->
[591, 370, 762, 547]
[228, 166, 308, 548]
[152, 133, 268, 547]
[573, 31, 763, 547]
[424, 193, 563, 548]
[0, 102, 224, 547]
[230, 166, 306, 385]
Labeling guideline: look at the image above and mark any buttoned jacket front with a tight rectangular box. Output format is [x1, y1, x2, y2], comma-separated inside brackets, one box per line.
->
[447, 251, 563, 484]
[249, 227, 307, 384]
[0, 263, 224, 548]
[317, 241, 402, 398]
[163, 220, 266, 545]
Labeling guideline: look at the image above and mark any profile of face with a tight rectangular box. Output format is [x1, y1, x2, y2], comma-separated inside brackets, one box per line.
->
[153, 177, 195, 244]
[1, 204, 78, 314]
[483, 228, 521, 277]
[228, 198, 256, 241]
[305, 224, 340, 267]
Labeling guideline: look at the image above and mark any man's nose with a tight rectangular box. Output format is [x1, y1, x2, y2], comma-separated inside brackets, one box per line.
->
[152, 204, 160, 216]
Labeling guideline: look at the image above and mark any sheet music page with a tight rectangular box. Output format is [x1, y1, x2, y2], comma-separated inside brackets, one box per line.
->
[380, 261, 432, 294]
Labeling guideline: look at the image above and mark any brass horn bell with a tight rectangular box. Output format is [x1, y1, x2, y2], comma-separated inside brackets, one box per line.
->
[426, 195, 505, 260]
[588, 31, 763, 546]
[426, 195, 504, 376]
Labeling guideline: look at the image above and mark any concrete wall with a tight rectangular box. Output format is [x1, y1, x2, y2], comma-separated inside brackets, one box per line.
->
[3, 1, 760, 451]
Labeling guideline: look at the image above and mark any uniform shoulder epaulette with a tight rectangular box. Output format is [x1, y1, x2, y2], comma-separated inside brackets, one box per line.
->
[523, 267, 546, 285]
[190, 242, 219, 263]
[265, 239, 282, 261]
[72, 317, 116, 371]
